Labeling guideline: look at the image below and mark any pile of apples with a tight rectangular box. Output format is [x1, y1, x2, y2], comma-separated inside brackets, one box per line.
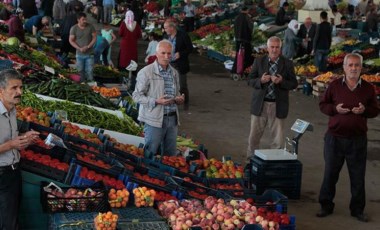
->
[94, 211, 118, 230]
[161, 156, 189, 172]
[193, 158, 244, 179]
[79, 167, 125, 189]
[108, 138, 144, 157]
[132, 186, 156, 207]
[20, 148, 70, 172]
[108, 188, 129, 208]
[158, 197, 291, 230]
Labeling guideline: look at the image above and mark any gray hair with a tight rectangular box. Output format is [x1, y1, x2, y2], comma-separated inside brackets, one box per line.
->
[156, 39, 173, 52]
[267, 36, 282, 48]
[0, 69, 23, 89]
[343, 53, 363, 66]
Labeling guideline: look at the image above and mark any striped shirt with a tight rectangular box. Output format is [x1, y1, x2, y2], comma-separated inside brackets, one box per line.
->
[158, 63, 177, 114]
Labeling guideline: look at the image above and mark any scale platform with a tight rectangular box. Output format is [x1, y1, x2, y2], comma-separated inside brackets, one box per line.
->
[254, 149, 297, 161]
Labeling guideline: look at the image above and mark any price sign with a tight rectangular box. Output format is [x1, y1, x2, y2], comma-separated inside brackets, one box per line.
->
[44, 65, 55, 75]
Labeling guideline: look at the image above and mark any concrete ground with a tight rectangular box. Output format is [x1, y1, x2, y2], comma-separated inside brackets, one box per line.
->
[100, 16, 380, 229]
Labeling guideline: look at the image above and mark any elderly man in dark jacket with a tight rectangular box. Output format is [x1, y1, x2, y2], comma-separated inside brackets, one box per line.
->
[246, 36, 298, 162]
[163, 19, 193, 110]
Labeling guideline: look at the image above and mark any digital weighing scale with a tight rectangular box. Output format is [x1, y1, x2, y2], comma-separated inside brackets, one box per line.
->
[254, 119, 313, 161]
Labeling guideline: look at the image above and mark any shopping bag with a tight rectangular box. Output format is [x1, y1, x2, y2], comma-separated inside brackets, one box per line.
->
[237, 44, 245, 74]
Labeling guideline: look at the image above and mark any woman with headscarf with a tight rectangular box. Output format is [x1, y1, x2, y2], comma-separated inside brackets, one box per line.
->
[118, 10, 142, 69]
[282, 19, 301, 60]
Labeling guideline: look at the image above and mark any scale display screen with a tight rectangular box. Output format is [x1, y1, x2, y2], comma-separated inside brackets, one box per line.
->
[291, 119, 310, 134]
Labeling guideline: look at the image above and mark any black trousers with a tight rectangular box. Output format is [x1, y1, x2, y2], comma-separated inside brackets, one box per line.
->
[319, 133, 367, 214]
[0, 168, 22, 230]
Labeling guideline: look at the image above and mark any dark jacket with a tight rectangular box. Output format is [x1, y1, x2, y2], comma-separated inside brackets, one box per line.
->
[164, 29, 193, 74]
[313, 21, 332, 50]
[41, 0, 54, 17]
[234, 12, 252, 43]
[247, 55, 298, 118]
[275, 7, 286, 26]
[19, 0, 38, 18]
[297, 23, 316, 53]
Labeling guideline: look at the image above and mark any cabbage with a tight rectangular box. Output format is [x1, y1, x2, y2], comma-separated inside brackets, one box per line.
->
[7, 37, 20, 46]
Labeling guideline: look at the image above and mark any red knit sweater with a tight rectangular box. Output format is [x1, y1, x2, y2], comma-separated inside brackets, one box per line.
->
[319, 77, 379, 138]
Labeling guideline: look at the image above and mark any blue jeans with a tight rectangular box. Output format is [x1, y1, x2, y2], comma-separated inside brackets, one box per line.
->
[76, 54, 94, 82]
[314, 49, 329, 72]
[143, 115, 178, 157]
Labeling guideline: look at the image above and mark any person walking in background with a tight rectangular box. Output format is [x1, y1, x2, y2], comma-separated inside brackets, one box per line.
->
[163, 19, 193, 110]
[101, 23, 116, 67]
[275, 2, 290, 26]
[232, 6, 253, 75]
[366, 5, 378, 37]
[0, 69, 40, 230]
[52, 0, 67, 24]
[60, 6, 81, 58]
[183, 0, 195, 32]
[132, 40, 185, 158]
[40, 0, 54, 18]
[118, 10, 142, 69]
[8, 8, 25, 43]
[246, 36, 298, 162]
[282, 19, 301, 60]
[317, 53, 379, 222]
[297, 17, 316, 56]
[94, 32, 110, 66]
[103, 0, 115, 24]
[145, 32, 159, 64]
[19, 0, 37, 19]
[312, 11, 332, 72]
[95, 0, 104, 23]
[69, 12, 97, 82]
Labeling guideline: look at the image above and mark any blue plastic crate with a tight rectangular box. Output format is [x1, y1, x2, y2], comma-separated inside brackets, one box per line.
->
[49, 222, 170, 230]
[243, 189, 288, 213]
[112, 207, 163, 222]
[142, 158, 176, 175]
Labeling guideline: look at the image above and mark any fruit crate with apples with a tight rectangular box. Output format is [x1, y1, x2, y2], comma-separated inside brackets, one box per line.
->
[126, 165, 180, 194]
[171, 176, 218, 199]
[73, 152, 125, 178]
[242, 189, 289, 214]
[62, 133, 106, 154]
[20, 144, 74, 183]
[67, 164, 126, 190]
[40, 181, 110, 213]
[207, 178, 248, 197]
[106, 143, 143, 165]
[141, 158, 177, 175]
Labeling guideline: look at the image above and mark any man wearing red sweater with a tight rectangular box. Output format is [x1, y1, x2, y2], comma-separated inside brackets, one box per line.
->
[317, 53, 379, 222]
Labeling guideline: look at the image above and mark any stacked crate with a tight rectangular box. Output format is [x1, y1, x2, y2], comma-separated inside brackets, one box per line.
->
[250, 156, 303, 199]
